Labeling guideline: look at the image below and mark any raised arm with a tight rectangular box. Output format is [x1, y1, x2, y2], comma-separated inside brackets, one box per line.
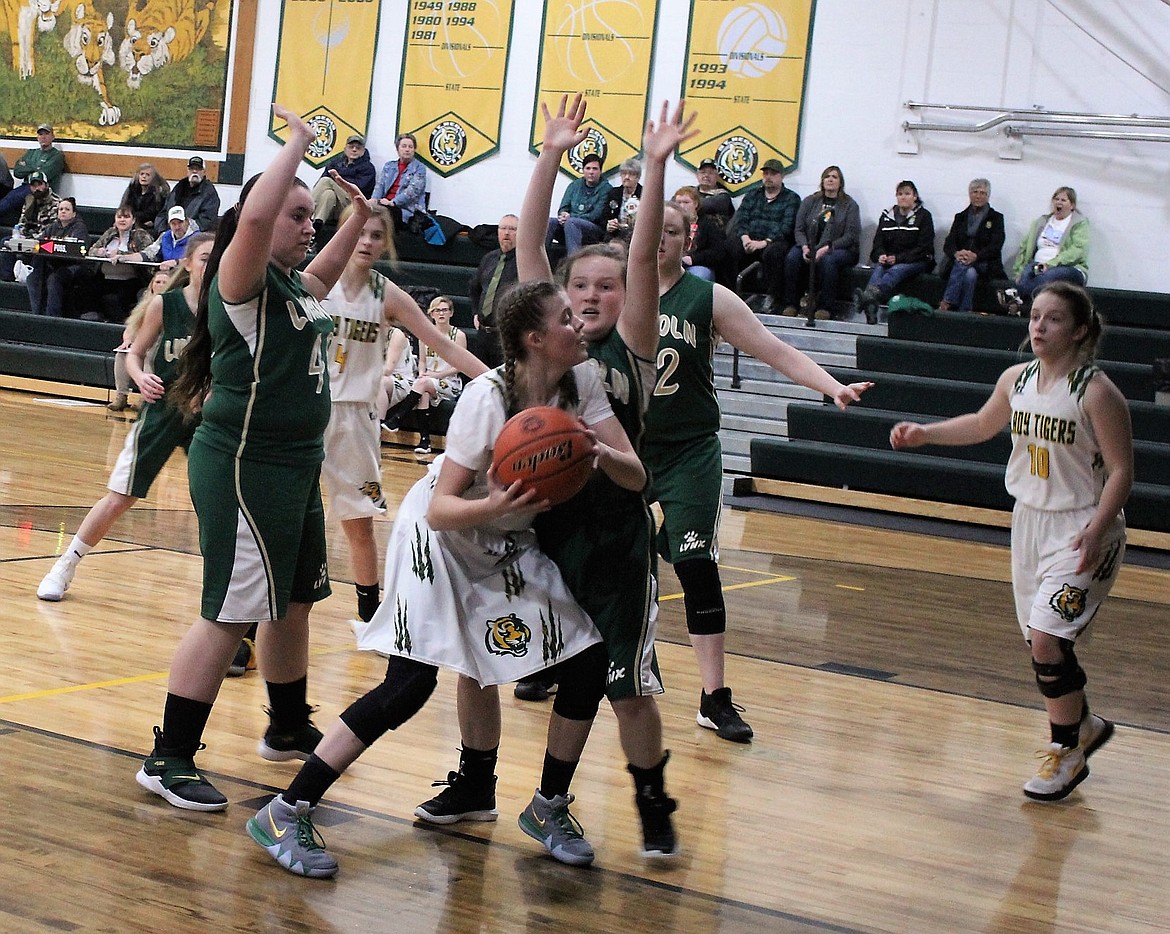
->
[219, 104, 315, 302]
[619, 100, 699, 359]
[302, 171, 371, 299]
[712, 284, 872, 409]
[517, 94, 590, 284]
[383, 281, 488, 379]
[124, 296, 166, 403]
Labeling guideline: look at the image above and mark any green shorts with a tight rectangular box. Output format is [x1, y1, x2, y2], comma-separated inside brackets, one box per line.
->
[644, 434, 723, 564]
[535, 486, 663, 700]
[107, 402, 196, 499]
[188, 437, 330, 623]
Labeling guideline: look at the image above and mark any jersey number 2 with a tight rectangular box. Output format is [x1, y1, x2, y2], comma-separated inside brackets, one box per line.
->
[654, 347, 680, 397]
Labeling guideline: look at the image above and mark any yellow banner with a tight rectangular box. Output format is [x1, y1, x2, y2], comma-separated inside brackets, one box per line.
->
[678, 0, 816, 193]
[531, 0, 661, 178]
[268, 0, 383, 168]
[399, 0, 517, 176]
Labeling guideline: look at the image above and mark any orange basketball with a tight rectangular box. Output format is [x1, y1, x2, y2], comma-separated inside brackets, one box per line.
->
[491, 406, 594, 507]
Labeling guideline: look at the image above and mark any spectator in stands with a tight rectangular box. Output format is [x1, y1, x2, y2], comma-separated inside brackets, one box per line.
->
[674, 185, 731, 285]
[0, 152, 12, 200]
[602, 158, 642, 242]
[83, 204, 155, 321]
[467, 213, 518, 368]
[695, 157, 735, 230]
[312, 133, 377, 232]
[782, 165, 861, 320]
[0, 169, 60, 282]
[938, 178, 1006, 312]
[0, 123, 65, 222]
[727, 158, 799, 309]
[545, 152, 609, 256]
[25, 197, 89, 317]
[121, 163, 170, 235]
[126, 206, 199, 271]
[855, 180, 935, 324]
[155, 156, 220, 232]
[373, 132, 428, 227]
[1002, 187, 1089, 315]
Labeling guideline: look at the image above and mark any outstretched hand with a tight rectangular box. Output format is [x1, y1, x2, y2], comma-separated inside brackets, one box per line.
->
[643, 100, 700, 163]
[273, 103, 314, 146]
[540, 94, 589, 154]
[329, 169, 371, 222]
[832, 381, 873, 411]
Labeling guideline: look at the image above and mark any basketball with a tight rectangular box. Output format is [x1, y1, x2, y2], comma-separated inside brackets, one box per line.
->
[491, 406, 594, 507]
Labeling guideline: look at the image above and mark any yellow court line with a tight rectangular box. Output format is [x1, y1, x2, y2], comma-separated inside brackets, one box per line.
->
[836, 584, 866, 591]
[660, 574, 796, 602]
[0, 671, 166, 705]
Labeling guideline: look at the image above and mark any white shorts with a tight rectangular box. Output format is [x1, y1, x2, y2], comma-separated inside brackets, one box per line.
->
[321, 400, 385, 521]
[1011, 503, 1125, 643]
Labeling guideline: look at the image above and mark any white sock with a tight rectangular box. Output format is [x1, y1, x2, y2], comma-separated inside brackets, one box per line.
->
[64, 535, 93, 564]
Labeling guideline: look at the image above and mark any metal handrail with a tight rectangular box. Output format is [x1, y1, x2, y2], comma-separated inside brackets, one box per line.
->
[902, 102, 1170, 140]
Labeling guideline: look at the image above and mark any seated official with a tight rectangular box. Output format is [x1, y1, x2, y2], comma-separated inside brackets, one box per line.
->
[938, 178, 1006, 312]
[545, 152, 609, 256]
[1003, 186, 1088, 314]
[125, 206, 199, 271]
[0, 169, 60, 282]
[312, 133, 377, 231]
[25, 198, 88, 317]
[373, 133, 428, 227]
[855, 180, 935, 324]
[75, 204, 155, 321]
[601, 158, 642, 243]
[782, 165, 861, 320]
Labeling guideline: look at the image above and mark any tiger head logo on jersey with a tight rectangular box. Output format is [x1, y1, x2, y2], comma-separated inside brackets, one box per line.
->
[1049, 583, 1087, 622]
[360, 481, 386, 510]
[485, 613, 531, 657]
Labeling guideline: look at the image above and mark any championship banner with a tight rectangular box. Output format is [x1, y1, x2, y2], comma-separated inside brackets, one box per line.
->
[678, 0, 816, 193]
[530, 0, 661, 178]
[399, 0, 517, 177]
[268, 0, 383, 168]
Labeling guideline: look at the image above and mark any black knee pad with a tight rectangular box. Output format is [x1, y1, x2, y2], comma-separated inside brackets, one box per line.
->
[1032, 640, 1086, 699]
[340, 657, 438, 746]
[674, 557, 726, 636]
[550, 643, 607, 722]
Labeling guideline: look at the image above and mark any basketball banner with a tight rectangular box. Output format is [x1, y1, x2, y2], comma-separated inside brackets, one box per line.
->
[530, 0, 661, 178]
[678, 0, 816, 193]
[399, 0, 517, 177]
[268, 0, 383, 168]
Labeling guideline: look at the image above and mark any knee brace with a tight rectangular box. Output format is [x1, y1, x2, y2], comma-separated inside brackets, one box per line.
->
[340, 657, 438, 746]
[550, 643, 608, 722]
[674, 558, 726, 636]
[1032, 640, 1086, 699]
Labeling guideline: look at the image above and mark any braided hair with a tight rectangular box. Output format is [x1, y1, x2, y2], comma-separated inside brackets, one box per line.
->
[494, 280, 580, 418]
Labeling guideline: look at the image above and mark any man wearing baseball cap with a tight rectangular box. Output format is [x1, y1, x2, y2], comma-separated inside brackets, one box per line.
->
[126, 205, 199, 271]
[695, 157, 734, 229]
[0, 168, 61, 282]
[311, 132, 376, 231]
[154, 155, 221, 232]
[0, 122, 65, 223]
[727, 158, 800, 313]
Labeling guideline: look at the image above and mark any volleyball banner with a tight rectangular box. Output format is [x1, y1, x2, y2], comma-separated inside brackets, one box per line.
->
[268, 0, 383, 168]
[530, 0, 661, 178]
[399, 0, 517, 176]
[678, 0, 816, 193]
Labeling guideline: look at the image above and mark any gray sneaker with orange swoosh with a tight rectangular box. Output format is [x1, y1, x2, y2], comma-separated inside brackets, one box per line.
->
[246, 796, 338, 878]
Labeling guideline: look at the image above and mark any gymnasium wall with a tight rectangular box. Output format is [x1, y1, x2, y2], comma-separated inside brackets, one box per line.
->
[69, 0, 1170, 293]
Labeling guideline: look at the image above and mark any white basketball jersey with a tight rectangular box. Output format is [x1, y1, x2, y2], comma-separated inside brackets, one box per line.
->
[325, 271, 389, 403]
[1005, 361, 1105, 511]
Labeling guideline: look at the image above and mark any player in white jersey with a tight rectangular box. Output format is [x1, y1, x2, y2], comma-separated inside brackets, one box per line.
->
[321, 204, 487, 621]
[891, 282, 1133, 802]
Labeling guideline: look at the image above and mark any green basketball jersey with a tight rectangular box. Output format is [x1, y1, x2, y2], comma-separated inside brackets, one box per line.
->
[198, 265, 334, 464]
[151, 289, 194, 385]
[644, 273, 720, 446]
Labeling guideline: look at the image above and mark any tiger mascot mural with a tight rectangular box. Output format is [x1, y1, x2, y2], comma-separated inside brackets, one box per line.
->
[1, 0, 61, 79]
[119, 0, 214, 90]
[63, 2, 121, 126]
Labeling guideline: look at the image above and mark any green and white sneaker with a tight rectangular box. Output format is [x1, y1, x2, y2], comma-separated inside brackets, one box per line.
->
[247, 796, 338, 878]
[135, 727, 228, 811]
[518, 790, 595, 867]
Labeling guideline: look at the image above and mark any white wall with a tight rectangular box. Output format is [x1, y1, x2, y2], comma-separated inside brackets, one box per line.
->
[70, 0, 1170, 292]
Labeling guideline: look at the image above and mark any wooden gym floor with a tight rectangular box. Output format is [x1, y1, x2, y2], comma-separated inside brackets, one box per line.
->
[0, 389, 1167, 933]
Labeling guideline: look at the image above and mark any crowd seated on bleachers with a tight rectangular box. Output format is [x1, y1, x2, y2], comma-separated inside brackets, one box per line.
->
[1000, 187, 1089, 316]
[782, 165, 861, 321]
[938, 178, 1006, 312]
[854, 180, 935, 324]
[82, 205, 156, 321]
[154, 156, 220, 233]
[121, 164, 170, 236]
